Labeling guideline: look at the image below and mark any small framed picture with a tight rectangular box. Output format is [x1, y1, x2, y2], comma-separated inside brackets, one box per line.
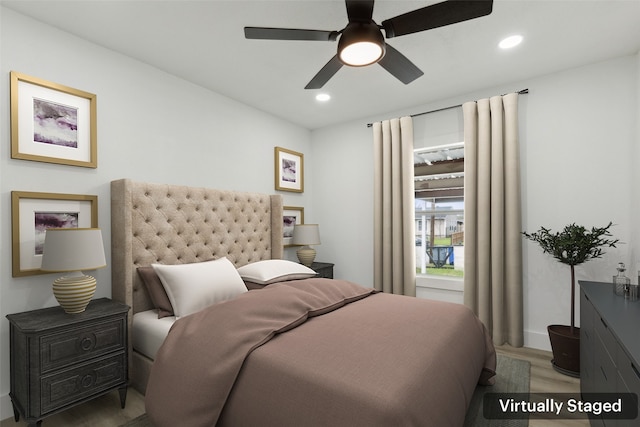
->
[11, 191, 98, 277]
[10, 71, 97, 168]
[275, 146, 304, 192]
[283, 206, 304, 247]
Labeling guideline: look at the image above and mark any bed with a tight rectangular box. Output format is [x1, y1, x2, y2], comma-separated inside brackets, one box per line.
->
[110, 179, 496, 427]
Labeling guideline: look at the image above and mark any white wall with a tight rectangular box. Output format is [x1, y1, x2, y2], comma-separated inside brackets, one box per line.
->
[312, 54, 639, 351]
[0, 8, 311, 419]
[519, 56, 637, 348]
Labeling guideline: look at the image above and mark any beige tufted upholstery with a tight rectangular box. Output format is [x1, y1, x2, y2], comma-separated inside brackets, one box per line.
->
[110, 179, 283, 392]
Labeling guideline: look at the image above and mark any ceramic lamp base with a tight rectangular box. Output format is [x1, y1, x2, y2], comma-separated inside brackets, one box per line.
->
[52, 272, 96, 314]
[296, 246, 316, 267]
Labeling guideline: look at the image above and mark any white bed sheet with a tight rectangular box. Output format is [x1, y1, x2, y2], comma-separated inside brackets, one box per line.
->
[132, 309, 176, 360]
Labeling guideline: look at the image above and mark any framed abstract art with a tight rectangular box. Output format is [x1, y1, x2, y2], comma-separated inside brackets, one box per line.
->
[283, 206, 304, 247]
[11, 191, 98, 277]
[10, 71, 97, 168]
[274, 146, 303, 192]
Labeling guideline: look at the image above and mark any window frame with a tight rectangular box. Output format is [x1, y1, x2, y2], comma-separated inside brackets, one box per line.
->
[414, 142, 464, 281]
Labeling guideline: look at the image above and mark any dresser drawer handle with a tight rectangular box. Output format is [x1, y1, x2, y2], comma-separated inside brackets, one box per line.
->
[632, 363, 640, 379]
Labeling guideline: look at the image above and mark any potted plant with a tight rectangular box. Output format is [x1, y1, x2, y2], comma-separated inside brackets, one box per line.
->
[523, 222, 618, 377]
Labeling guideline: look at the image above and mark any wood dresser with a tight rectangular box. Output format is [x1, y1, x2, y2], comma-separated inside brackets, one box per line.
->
[6, 298, 129, 427]
[580, 281, 640, 426]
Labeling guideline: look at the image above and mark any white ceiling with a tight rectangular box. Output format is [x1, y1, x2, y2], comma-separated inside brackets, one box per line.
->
[3, 0, 640, 129]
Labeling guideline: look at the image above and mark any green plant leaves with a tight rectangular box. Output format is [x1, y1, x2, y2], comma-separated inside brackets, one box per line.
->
[522, 222, 618, 266]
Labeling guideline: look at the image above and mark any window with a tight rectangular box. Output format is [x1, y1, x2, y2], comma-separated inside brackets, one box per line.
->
[414, 142, 464, 278]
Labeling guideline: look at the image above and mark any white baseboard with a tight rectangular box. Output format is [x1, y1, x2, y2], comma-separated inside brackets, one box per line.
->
[525, 329, 552, 352]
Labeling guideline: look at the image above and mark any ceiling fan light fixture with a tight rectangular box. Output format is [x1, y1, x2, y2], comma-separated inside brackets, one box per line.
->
[340, 41, 384, 66]
[338, 22, 385, 67]
[246, 0, 495, 88]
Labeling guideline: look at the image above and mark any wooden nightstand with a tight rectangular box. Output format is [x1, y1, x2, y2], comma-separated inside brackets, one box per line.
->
[6, 298, 129, 427]
[311, 262, 334, 279]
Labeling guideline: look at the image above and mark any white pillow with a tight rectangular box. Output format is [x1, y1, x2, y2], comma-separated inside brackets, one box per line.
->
[237, 259, 316, 285]
[152, 258, 246, 317]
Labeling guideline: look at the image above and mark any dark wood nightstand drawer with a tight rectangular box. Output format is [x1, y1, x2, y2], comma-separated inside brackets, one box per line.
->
[7, 298, 129, 426]
[41, 352, 127, 414]
[41, 317, 126, 373]
[311, 262, 334, 279]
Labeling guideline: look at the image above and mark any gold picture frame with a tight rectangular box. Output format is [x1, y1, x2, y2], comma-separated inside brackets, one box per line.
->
[11, 191, 98, 277]
[275, 146, 304, 192]
[10, 71, 98, 168]
[283, 206, 304, 247]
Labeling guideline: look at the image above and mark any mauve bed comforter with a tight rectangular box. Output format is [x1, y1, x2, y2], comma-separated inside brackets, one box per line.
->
[145, 278, 496, 427]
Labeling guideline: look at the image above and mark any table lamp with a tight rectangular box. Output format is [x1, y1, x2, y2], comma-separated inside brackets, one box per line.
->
[292, 224, 321, 267]
[40, 228, 106, 314]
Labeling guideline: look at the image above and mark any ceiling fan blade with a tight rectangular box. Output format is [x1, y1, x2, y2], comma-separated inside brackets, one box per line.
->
[381, 0, 493, 38]
[244, 27, 338, 41]
[345, 0, 375, 23]
[305, 55, 343, 89]
[377, 44, 424, 84]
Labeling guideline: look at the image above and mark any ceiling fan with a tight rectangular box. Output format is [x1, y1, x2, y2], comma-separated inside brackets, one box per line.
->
[244, 0, 494, 89]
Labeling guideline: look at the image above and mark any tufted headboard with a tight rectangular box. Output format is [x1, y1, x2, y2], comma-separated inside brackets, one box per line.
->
[110, 179, 283, 389]
[111, 178, 283, 315]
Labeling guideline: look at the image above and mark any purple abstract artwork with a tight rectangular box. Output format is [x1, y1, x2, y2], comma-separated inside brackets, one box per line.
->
[283, 215, 297, 238]
[34, 212, 79, 255]
[33, 98, 78, 148]
[282, 159, 296, 182]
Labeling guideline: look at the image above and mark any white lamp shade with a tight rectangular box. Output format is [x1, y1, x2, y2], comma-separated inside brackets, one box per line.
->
[292, 224, 321, 246]
[41, 228, 106, 272]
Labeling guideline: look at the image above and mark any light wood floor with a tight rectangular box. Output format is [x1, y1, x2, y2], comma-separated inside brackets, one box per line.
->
[1, 345, 588, 427]
[1, 388, 145, 427]
[496, 344, 589, 427]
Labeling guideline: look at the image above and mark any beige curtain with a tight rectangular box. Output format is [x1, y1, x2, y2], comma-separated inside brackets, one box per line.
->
[463, 93, 523, 346]
[373, 117, 416, 296]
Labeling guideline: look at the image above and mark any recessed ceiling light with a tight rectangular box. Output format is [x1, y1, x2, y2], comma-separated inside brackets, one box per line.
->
[316, 93, 331, 102]
[499, 35, 523, 49]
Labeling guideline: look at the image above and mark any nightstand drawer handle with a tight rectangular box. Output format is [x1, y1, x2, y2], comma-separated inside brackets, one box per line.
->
[81, 373, 96, 388]
[80, 336, 95, 351]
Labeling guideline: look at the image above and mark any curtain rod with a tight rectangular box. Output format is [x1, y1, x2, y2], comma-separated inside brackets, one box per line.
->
[366, 88, 529, 128]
